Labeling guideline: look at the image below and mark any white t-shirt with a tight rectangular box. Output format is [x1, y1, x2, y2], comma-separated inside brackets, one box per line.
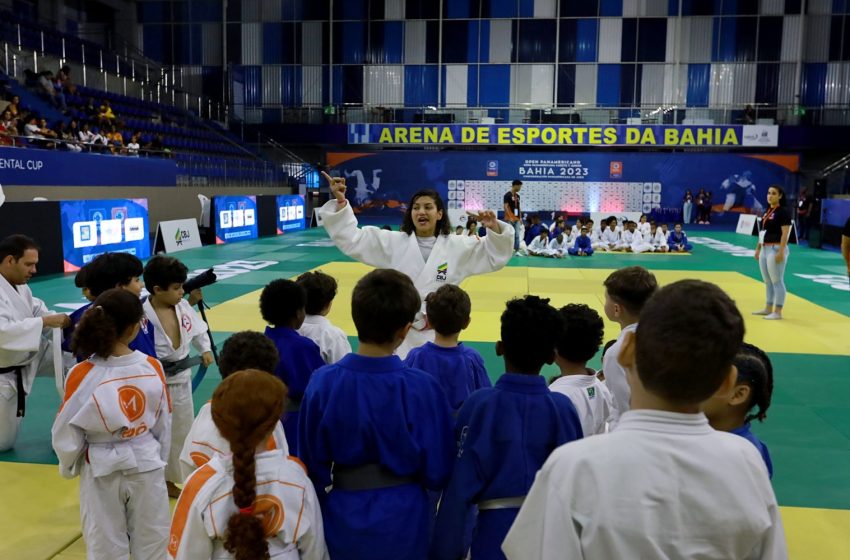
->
[416, 235, 437, 261]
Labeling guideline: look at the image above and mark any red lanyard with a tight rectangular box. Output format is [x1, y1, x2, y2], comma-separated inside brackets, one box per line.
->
[763, 206, 777, 223]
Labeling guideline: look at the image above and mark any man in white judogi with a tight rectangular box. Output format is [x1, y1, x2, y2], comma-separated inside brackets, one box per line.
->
[0, 234, 69, 450]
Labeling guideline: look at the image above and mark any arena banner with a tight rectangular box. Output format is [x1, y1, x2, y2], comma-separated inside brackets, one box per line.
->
[60, 198, 151, 272]
[276, 195, 307, 233]
[0, 146, 177, 186]
[326, 152, 798, 223]
[347, 124, 779, 148]
[212, 195, 257, 244]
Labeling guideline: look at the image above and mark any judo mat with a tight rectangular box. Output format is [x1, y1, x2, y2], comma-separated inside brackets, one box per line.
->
[1, 228, 848, 559]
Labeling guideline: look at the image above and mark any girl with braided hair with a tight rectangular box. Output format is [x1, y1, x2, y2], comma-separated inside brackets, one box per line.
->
[703, 342, 775, 478]
[168, 369, 327, 560]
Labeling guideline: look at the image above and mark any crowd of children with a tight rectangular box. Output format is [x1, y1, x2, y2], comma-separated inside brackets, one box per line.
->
[512, 214, 694, 257]
[47, 250, 783, 560]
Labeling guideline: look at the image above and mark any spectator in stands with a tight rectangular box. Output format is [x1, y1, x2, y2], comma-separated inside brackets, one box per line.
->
[1, 109, 18, 139]
[56, 121, 81, 153]
[106, 125, 125, 154]
[98, 100, 116, 126]
[24, 116, 54, 149]
[126, 132, 140, 156]
[36, 71, 67, 111]
[39, 119, 58, 141]
[57, 65, 77, 95]
[78, 122, 106, 152]
[7, 95, 21, 118]
[145, 133, 169, 156]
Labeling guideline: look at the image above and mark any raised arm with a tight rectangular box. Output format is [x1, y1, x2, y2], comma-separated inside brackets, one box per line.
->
[318, 171, 406, 268]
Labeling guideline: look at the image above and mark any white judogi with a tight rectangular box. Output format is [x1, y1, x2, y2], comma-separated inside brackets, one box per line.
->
[660, 228, 670, 242]
[650, 230, 668, 250]
[320, 199, 513, 357]
[168, 450, 328, 560]
[298, 314, 352, 364]
[0, 273, 51, 450]
[547, 237, 571, 258]
[549, 374, 613, 436]
[638, 222, 651, 237]
[528, 235, 551, 256]
[503, 411, 786, 560]
[594, 228, 619, 252]
[601, 323, 636, 430]
[52, 351, 172, 560]
[144, 298, 211, 484]
[179, 401, 290, 480]
[629, 230, 654, 254]
[616, 230, 634, 251]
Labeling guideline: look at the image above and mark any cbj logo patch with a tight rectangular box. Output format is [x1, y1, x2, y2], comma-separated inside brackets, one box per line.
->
[436, 262, 448, 282]
[181, 313, 192, 333]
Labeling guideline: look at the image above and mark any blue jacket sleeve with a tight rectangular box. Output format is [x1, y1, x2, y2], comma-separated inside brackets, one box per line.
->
[430, 398, 487, 560]
[414, 376, 455, 490]
[298, 368, 333, 493]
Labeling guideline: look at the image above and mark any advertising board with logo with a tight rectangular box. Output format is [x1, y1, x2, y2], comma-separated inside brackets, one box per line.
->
[155, 218, 203, 253]
[276, 195, 306, 234]
[213, 195, 258, 244]
[60, 198, 150, 272]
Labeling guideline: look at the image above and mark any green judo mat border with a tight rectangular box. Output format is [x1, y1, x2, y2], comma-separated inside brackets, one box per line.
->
[2, 228, 849, 512]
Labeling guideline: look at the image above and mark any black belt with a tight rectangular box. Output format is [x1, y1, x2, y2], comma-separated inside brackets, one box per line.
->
[332, 463, 417, 491]
[162, 356, 202, 377]
[0, 365, 25, 417]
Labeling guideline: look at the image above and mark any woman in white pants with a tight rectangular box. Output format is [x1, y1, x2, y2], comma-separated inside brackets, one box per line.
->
[753, 186, 792, 320]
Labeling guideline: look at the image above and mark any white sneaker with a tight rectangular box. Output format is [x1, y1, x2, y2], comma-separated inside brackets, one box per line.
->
[763, 313, 782, 320]
[752, 310, 771, 316]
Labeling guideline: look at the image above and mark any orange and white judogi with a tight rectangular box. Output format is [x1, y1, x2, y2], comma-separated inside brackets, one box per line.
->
[179, 400, 289, 481]
[52, 351, 172, 560]
[168, 449, 328, 560]
[144, 298, 211, 484]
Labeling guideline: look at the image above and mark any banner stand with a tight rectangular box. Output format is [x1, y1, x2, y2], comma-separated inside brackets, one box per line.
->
[153, 219, 202, 254]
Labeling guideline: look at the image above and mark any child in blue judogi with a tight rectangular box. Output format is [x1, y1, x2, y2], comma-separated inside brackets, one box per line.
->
[261, 278, 324, 457]
[568, 226, 594, 256]
[668, 222, 694, 252]
[404, 284, 490, 413]
[299, 269, 454, 560]
[430, 295, 584, 560]
[703, 342, 774, 478]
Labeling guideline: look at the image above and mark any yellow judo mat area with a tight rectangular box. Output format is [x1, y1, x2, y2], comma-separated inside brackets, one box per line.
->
[2, 228, 849, 558]
[207, 262, 850, 356]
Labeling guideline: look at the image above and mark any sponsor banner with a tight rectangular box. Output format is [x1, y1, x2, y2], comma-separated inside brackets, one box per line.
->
[60, 198, 151, 271]
[276, 195, 307, 233]
[347, 124, 779, 148]
[735, 214, 758, 235]
[213, 195, 257, 244]
[0, 146, 177, 186]
[157, 218, 202, 253]
[327, 151, 798, 221]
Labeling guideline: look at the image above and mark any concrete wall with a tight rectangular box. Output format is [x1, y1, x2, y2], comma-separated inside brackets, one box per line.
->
[1, 185, 294, 228]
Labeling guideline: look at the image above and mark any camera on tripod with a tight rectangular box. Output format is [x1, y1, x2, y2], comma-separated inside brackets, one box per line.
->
[183, 268, 217, 294]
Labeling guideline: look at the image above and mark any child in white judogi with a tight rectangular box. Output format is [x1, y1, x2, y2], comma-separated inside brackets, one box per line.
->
[52, 289, 172, 560]
[649, 224, 669, 252]
[660, 223, 670, 241]
[296, 270, 352, 364]
[169, 370, 327, 560]
[601, 267, 658, 430]
[594, 220, 620, 252]
[503, 281, 786, 560]
[549, 304, 613, 435]
[637, 214, 651, 237]
[628, 222, 655, 254]
[528, 229, 553, 256]
[142, 256, 213, 497]
[179, 331, 289, 480]
[547, 233, 571, 258]
[615, 221, 635, 251]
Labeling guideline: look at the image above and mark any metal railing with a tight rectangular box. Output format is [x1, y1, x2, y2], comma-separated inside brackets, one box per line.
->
[1, 31, 226, 123]
[231, 102, 850, 127]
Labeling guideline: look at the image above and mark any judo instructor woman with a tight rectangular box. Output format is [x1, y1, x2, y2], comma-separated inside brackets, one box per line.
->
[319, 171, 514, 357]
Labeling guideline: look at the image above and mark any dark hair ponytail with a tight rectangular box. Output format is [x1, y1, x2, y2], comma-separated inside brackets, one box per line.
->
[72, 288, 143, 358]
[737, 344, 774, 423]
[212, 370, 287, 560]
